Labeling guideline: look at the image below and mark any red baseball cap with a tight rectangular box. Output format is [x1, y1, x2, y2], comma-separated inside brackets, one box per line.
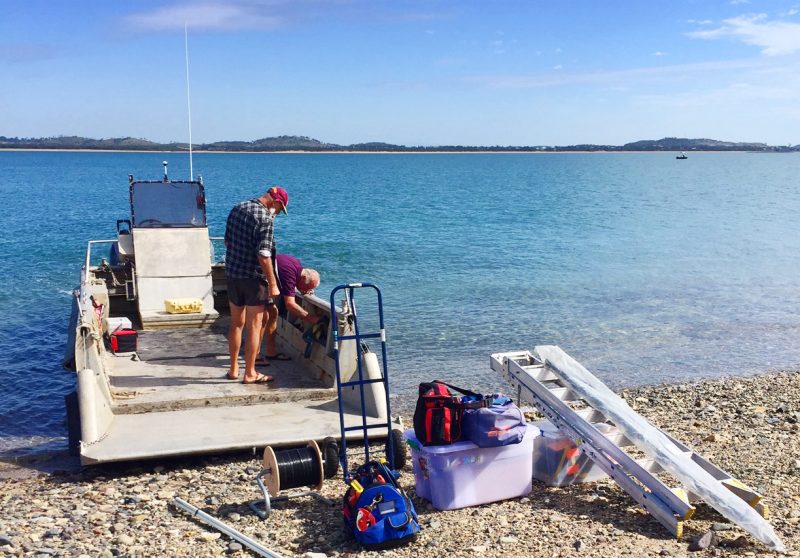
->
[268, 186, 288, 214]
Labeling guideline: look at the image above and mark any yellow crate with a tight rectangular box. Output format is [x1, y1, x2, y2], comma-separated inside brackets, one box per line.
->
[164, 298, 204, 314]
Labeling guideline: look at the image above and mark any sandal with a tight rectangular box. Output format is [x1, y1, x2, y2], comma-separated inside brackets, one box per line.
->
[264, 352, 291, 361]
[243, 373, 274, 384]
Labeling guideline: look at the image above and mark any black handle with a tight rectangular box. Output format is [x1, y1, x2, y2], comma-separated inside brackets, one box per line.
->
[431, 379, 480, 397]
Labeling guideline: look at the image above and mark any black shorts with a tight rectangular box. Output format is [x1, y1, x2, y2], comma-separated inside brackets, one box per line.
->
[227, 277, 269, 307]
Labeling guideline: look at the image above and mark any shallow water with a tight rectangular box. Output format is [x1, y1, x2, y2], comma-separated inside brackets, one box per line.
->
[2, 150, 799, 457]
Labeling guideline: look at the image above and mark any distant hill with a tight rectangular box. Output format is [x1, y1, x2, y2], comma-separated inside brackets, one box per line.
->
[0, 135, 166, 150]
[204, 135, 335, 151]
[0, 135, 797, 152]
[621, 137, 773, 151]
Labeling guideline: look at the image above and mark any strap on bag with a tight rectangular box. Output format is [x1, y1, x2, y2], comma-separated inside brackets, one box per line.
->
[428, 380, 491, 410]
[428, 379, 480, 397]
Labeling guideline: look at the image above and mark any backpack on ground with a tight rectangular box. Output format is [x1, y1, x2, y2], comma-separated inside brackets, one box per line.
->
[342, 461, 419, 549]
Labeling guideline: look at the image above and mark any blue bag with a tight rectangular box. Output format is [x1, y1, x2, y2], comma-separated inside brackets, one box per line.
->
[462, 394, 527, 447]
[342, 461, 419, 549]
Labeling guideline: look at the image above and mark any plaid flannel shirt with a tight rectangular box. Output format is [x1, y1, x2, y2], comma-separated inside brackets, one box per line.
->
[224, 199, 275, 280]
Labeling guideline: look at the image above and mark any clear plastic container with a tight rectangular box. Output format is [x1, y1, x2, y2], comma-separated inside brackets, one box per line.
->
[404, 427, 536, 510]
[531, 420, 609, 486]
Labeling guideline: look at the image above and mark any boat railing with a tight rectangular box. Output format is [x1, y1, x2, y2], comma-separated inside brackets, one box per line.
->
[80, 240, 118, 324]
[83, 239, 117, 273]
[299, 292, 332, 313]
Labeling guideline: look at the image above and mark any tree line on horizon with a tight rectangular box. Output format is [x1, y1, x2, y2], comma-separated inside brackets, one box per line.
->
[0, 134, 797, 152]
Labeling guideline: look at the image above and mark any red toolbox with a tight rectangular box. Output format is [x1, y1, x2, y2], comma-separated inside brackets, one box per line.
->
[110, 328, 138, 353]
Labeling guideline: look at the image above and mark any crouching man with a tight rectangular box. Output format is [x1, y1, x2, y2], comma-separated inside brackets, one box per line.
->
[261, 254, 321, 362]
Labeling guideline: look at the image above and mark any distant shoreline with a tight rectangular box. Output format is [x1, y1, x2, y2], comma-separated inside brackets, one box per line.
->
[0, 148, 772, 155]
[3, 135, 794, 153]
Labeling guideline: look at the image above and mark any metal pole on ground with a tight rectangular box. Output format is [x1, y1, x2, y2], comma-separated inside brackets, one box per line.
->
[173, 497, 284, 558]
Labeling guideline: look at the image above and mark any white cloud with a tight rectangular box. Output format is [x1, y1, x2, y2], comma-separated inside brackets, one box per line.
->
[466, 58, 775, 89]
[688, 13, 800, 55]
[126, 2, 284, 31]
[125, 1, 446, 31]
[634, 75, 800, 110]
[553, 64, 563, 70]
[688, 19, 714, 25]
[730, 0, 750, 5]
[653, 51, 667, 56]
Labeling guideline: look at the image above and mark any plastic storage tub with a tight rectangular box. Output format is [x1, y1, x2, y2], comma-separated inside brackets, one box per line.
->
[404, 426, 536, 510]
[103, 316, 133, 334]
[103, 318, 133, 334]
[531, 420, 609, 486]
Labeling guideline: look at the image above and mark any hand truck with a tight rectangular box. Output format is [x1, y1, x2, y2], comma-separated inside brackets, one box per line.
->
[330, 282, 400, 481]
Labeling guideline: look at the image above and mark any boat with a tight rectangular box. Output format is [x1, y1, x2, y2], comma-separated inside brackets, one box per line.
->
[63, 163, 404, 466]
[676, 151, 688, 159]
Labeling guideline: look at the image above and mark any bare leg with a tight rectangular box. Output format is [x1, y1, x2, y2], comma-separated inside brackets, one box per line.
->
[263, 304, 279, 358]
[227, 303, 246, 379]
[243, 305, 270, 383]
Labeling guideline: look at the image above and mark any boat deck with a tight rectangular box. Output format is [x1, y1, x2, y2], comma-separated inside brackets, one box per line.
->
[108, 317, 335, 414]
[80, 317, 388, 464]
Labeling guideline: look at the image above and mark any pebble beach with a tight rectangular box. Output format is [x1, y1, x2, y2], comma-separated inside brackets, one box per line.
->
[2, 371, 799, 558]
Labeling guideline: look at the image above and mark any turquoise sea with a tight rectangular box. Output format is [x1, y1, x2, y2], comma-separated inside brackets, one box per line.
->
[2, 150, 800, 458]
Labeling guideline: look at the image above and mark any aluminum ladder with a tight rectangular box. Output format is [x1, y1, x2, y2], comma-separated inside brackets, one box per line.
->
[490, 347, 769, 540]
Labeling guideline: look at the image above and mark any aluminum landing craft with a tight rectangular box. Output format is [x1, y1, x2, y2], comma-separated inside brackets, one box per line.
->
[64, 164, 403, 465]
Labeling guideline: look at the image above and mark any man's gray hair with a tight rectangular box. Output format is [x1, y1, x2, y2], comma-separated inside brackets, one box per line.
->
[301, 268, 320, 288]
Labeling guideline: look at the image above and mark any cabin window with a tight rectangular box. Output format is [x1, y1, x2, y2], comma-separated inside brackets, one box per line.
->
[130, 181, 206, 228]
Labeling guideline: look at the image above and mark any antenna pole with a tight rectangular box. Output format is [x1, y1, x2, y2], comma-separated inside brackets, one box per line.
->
[184, 23, 194, 180]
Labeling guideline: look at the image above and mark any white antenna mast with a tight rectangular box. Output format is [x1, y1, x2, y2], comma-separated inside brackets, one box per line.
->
[184, 23, 194, 180]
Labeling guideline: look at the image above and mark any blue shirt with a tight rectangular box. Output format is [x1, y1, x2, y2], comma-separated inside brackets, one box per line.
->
[224, 199, 275, 280]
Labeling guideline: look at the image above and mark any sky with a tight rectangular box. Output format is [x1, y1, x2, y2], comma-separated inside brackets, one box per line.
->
[2, 0, 800, 146]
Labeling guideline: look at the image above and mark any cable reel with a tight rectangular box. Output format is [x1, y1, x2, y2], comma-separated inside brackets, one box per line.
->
[249, 439, 340, 519]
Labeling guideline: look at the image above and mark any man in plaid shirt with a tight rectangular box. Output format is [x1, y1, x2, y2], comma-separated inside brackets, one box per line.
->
[224, 186, 289, 384]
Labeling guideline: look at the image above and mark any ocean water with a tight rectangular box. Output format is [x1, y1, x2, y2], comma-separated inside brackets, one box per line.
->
[2, 150, 800, 458]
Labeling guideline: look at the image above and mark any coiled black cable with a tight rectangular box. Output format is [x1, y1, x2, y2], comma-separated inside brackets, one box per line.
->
[273, 446, 322, 491]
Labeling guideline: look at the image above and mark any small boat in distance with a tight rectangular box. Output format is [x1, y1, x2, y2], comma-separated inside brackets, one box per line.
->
[676, 151, 688, 159]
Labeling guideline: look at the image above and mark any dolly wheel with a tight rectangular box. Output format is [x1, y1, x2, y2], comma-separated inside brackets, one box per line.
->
[388, 429, 407, 470]
[322, 437, 340, 479]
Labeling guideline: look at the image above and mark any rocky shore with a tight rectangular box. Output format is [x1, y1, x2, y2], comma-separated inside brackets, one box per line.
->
[1, 371, 799, 558]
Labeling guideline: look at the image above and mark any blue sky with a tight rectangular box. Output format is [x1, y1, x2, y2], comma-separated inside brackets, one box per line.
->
[2, 1, 800, 146]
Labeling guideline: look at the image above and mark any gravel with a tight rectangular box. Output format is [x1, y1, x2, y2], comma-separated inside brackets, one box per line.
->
[1, 371, 799, 557]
